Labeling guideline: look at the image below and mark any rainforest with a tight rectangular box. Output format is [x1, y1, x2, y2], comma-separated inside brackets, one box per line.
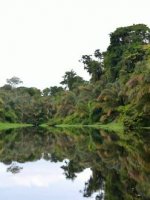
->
[0, 24, 150, 129]
[0, 24, 150, 200]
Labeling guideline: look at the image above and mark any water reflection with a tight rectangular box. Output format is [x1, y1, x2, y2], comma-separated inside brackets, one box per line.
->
[0, 160, 94, 200]
[0, 127, 149, 200]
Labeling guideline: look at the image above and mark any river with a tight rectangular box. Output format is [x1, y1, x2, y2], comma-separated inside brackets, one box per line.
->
[0, 127, 149, 200]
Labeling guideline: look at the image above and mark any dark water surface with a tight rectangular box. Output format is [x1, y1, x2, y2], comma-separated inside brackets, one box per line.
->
[0, 127, 149, 200]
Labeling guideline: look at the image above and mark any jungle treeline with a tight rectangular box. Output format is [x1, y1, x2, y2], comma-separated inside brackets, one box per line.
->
[0, 24, 150, 128]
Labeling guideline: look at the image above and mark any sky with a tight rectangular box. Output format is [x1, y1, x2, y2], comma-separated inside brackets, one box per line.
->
[0, 0, 150, 89]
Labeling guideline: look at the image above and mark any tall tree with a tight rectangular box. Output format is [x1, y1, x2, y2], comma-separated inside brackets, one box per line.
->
[104, 24, 150, 81]
[6, 76, 23, 88]
[80, 51, 103, 82]
[60, 70, 84, 90]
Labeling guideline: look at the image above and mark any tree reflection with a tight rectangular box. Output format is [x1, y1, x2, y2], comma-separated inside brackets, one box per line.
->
[0, 127, 149, 199]
[7, 162, 23, 174]
[83, 169, 104, 199]
[61, 160, 77, 180]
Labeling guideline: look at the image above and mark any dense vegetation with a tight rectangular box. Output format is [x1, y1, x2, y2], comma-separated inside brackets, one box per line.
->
[0, 24, 150, 128]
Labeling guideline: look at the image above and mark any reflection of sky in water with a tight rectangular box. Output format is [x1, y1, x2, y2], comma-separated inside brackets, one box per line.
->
[0, 159, 98, 200]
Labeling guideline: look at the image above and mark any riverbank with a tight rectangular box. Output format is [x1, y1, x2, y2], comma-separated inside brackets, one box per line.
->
[0, 122, 32, 130]
[41, 122, 124, 132]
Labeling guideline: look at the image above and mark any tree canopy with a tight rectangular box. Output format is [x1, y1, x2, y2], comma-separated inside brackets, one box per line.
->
[0, 24, 149, 128]
[6, 76, 23, 88]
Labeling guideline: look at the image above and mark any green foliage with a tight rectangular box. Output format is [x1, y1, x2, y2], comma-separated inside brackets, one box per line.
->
[42, 86, 64, 96]
[0, 122, 31, 130]
[80, 50, 103, 82]
[0, 23, 149, 128]
[60, 70, 85, 90]
[5, 110, 17, 123]
[109, 24, 150, 49]
[104, 24, 150, 81]
[59, 24, 150, 127]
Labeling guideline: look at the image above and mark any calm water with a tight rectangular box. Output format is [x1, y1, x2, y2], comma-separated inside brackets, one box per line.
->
[0, 127, 149, 200]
